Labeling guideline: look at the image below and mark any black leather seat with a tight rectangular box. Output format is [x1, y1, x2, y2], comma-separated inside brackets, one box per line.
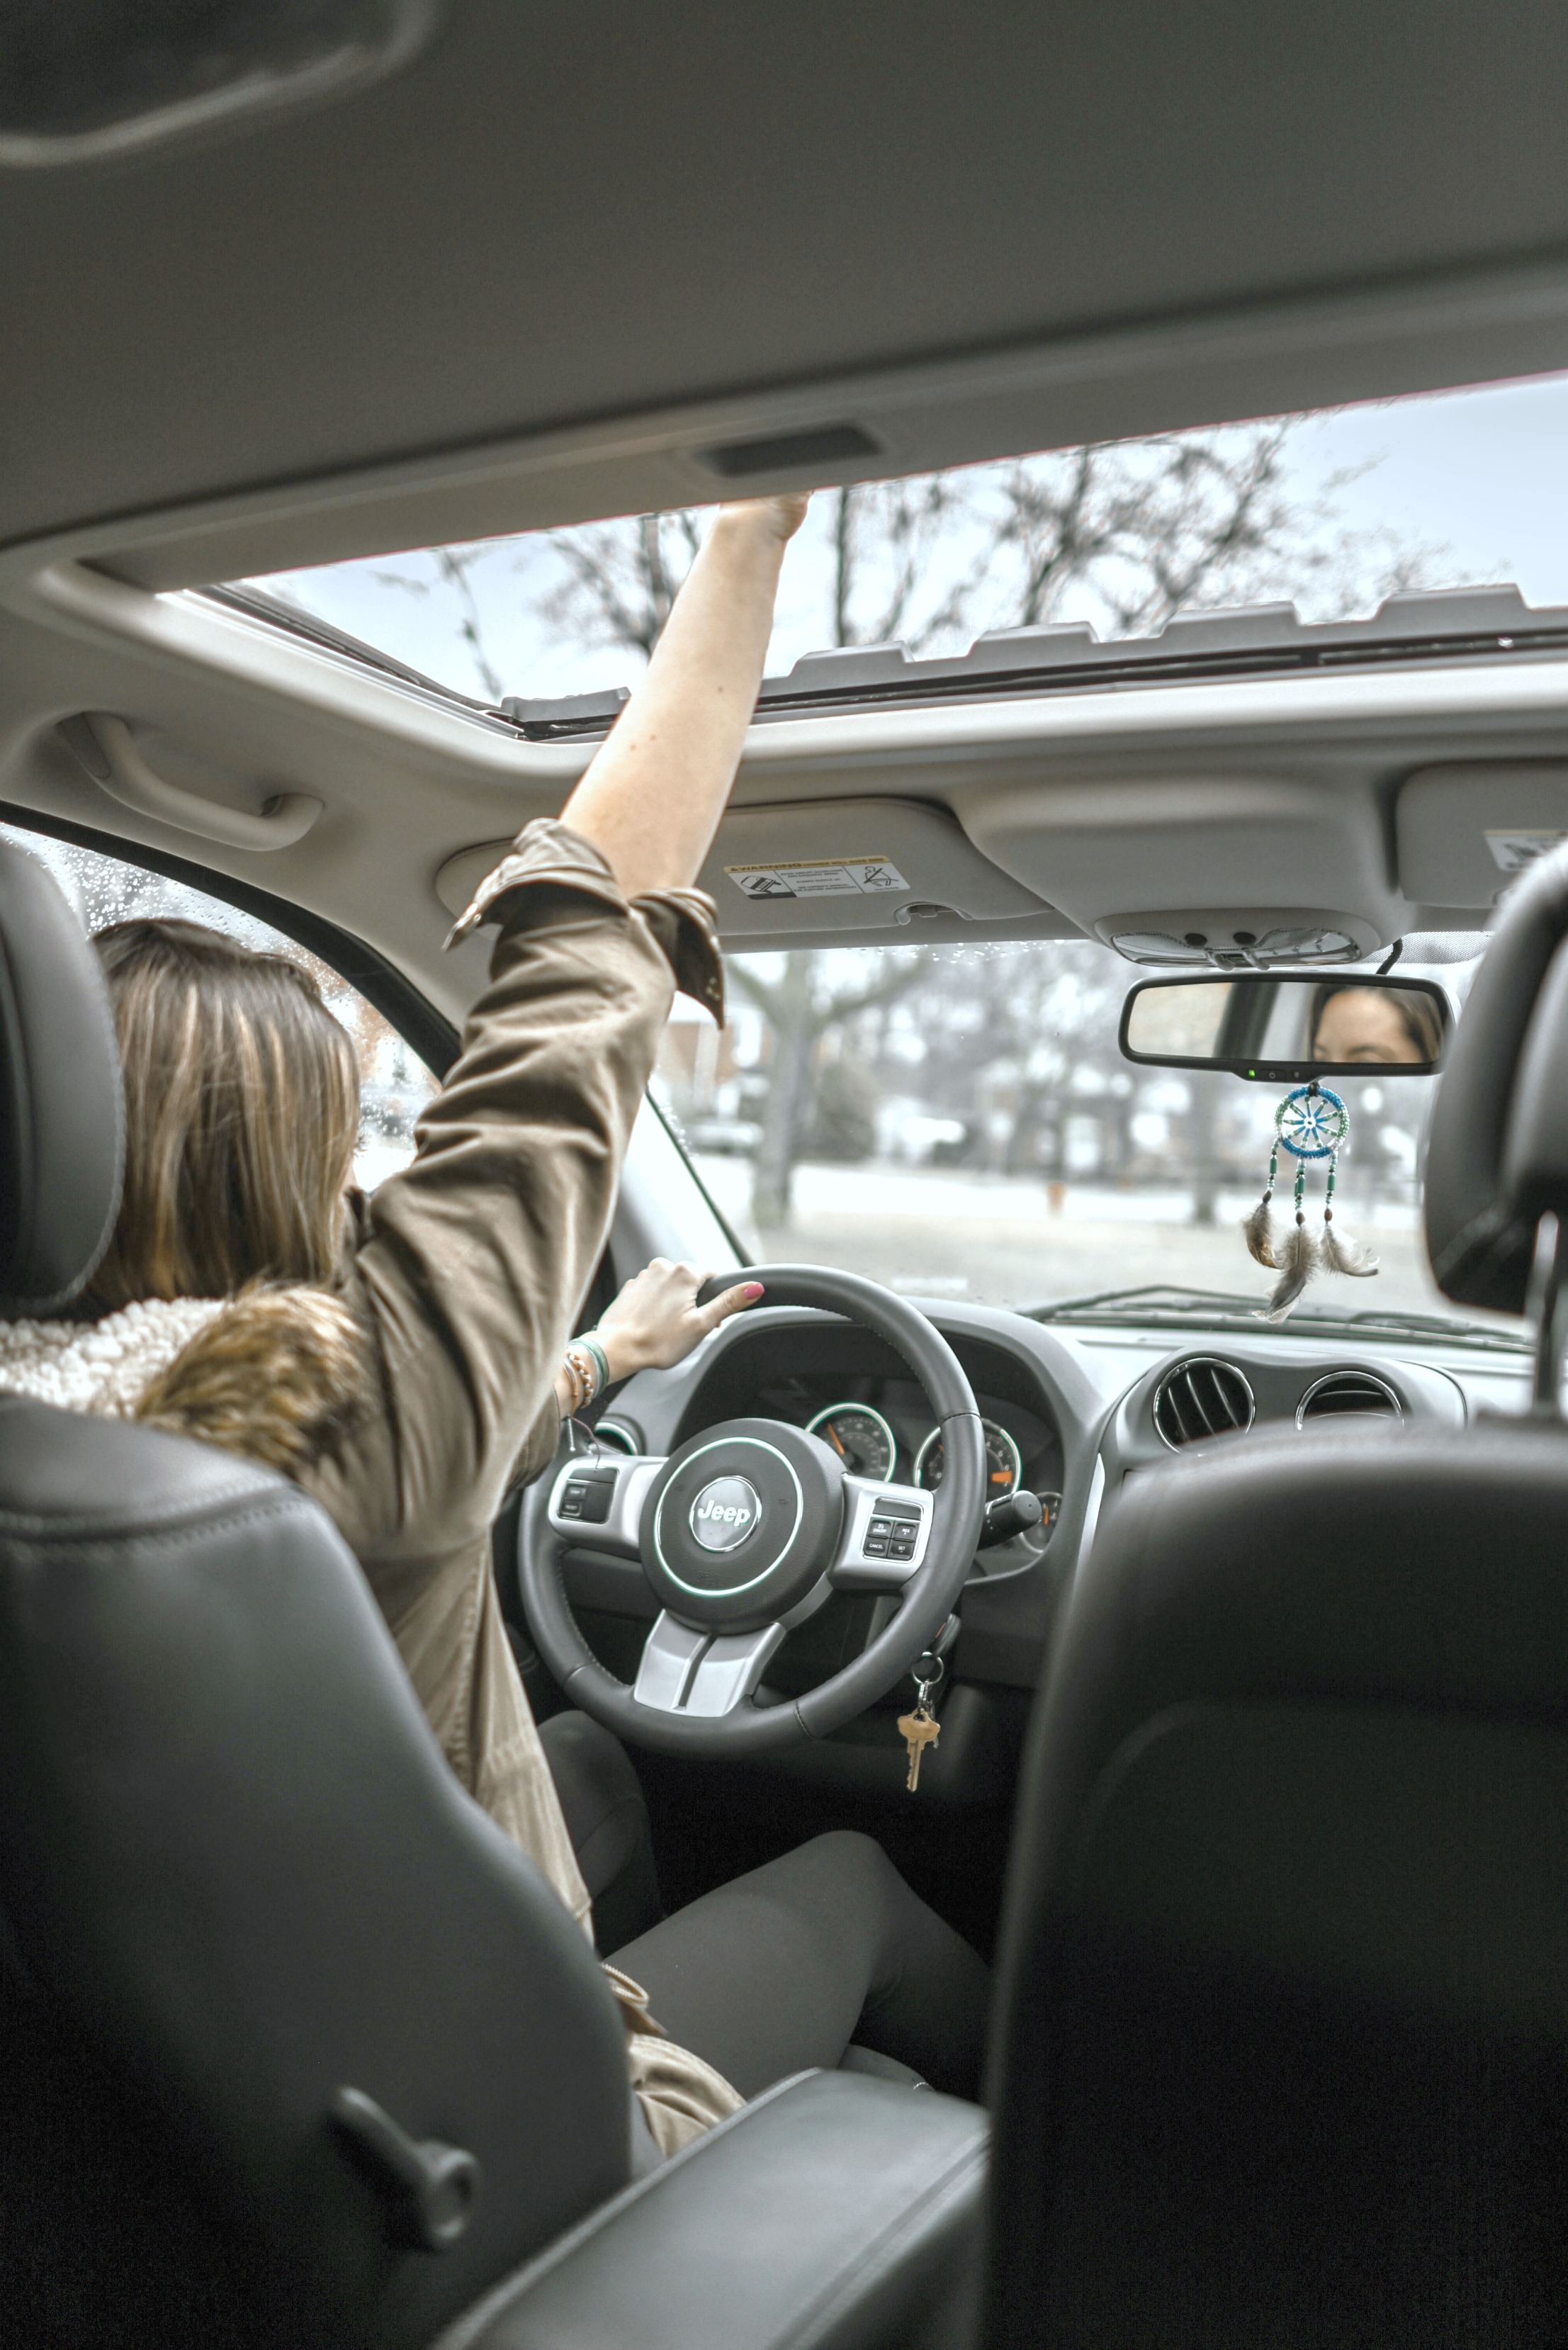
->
[0, 842, 986, 2350]
[983, 846, 1568, 2349]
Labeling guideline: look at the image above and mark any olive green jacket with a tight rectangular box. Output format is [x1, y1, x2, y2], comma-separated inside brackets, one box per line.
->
[299, 818, 741, 2151]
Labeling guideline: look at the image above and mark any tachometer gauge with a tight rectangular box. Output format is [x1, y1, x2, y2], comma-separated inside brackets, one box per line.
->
[914, 1417, 1023, 1498]
[591, 1418, 641, 1457]
[806, 1402, 898, 1483]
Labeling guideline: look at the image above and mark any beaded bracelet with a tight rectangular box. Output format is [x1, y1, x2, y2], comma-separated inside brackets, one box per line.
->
[561, 1335, 614, 1419]
[560, 1345, 594, 1417]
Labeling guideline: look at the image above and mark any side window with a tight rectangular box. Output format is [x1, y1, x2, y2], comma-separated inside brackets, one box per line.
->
[0, 824, 438, 1191]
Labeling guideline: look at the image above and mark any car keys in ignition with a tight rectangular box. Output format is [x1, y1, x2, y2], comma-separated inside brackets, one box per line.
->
[898, 1652, 945, 1793]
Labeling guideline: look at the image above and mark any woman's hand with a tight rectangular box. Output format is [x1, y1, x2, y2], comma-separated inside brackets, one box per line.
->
[721, 492, 812, 545]
[591, 1258, 766, 1381]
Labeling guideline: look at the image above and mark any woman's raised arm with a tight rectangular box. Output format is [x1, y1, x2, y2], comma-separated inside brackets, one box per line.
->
[557, 495, 808, 899]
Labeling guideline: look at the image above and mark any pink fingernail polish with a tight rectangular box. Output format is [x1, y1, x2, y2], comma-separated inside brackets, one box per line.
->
[743, 1282, 766, 1300]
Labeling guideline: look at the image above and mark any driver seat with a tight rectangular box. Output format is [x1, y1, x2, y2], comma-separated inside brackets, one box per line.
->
[0, 842, 986, 2350]
[983, 847, 1568, 2349]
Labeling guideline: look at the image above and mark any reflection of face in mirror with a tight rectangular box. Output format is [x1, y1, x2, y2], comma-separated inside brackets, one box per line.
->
[1122, 974, 1448, 1074]
[1309, 986, 1443, 1067]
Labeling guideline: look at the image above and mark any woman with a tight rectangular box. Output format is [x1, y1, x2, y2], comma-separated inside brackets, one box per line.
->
[0, 495, 989, 2154]
[1309, 983, 1444, 1067]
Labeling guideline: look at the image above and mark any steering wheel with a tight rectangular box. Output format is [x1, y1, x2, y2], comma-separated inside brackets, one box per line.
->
[519, 1265, 986, 1755]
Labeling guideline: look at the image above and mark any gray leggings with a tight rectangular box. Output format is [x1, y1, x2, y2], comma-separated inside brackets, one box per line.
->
[539, 1712, 991, 2103]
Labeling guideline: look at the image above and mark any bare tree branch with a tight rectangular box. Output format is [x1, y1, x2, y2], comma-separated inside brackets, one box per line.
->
[1000, 445, 1140, 626]
[538, 508, 710, 663]
[433, 549, 506, 700]
[728, 950, 923, 1035]
[371, 546, 509, 700]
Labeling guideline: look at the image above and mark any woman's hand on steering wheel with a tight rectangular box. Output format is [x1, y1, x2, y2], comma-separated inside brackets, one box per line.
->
[591, 1259, 766, 1382]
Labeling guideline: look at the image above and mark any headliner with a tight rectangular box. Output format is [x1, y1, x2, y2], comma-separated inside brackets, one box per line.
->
[5, 1, 1568, 579]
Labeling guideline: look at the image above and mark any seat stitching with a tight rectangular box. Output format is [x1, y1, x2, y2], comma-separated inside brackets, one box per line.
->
[0, 1490, 326, 1552]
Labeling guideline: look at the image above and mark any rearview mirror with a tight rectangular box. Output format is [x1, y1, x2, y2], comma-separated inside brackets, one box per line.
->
[1119, 974, 1450, 1079]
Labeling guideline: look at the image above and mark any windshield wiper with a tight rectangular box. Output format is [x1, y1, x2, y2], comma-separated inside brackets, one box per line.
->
[1027, 1283, 1530, 1353]
[1282, 1304, 1531, 1351]
[1030, 1284, 1258, 1323]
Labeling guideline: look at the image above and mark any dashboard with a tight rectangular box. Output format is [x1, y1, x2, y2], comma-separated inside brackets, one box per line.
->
[652, 1312, 1078, 1606]
[547, 1308, 1101, 1714]
[534, 1296, 1531, 1762]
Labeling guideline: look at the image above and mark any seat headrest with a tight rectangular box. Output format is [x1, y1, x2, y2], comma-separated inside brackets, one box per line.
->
[0, 842, 122, 1308]
[1425, 843, 1568, 1312]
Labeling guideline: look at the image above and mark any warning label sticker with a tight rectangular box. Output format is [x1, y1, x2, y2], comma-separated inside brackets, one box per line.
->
[726, 857, 910, 902]
[1487, 828, 1568, 875]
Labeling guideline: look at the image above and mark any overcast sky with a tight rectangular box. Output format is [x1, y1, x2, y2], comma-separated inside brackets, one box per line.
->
[1281, 371, 1568, 602]
[257, 368, 1568, 704]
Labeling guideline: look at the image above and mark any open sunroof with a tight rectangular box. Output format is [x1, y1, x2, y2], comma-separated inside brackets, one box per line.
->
[216, 370, 1568, 722]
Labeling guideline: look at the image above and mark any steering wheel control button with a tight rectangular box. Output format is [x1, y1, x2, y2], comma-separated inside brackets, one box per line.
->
[830, 1477, 934, 1588]
[557, 1468, 616, 1524]
[867, 1500, 922, 1560]
[641, 1416, 845, 1631]
[688, 1475, 762, 1551]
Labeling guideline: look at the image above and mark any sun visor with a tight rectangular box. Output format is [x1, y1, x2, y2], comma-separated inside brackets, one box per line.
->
[692, 799, 1048, 940]
[1397, 765, 1568, 910]
[433, 799, 1049, 941]
[955, 777, 1397, 962]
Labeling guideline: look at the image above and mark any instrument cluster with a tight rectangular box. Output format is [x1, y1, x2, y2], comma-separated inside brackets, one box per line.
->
[758, 1372, 1063, 1547]
[806, 1401, 1026, 1502]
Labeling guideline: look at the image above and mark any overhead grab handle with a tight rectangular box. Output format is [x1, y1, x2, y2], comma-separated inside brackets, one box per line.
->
[60, 715, 322, 852]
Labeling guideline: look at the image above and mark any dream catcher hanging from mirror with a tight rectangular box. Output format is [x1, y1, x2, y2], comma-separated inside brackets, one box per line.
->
[1243, 1081, 1378, 1322]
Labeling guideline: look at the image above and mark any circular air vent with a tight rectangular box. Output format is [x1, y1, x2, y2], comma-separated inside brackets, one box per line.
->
[1153, 1358, 1256, 1449]
[1295, 1371, 1402, 1426]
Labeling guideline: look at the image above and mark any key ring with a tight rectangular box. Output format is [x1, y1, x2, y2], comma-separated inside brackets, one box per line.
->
[913, 1651, 946, 1710]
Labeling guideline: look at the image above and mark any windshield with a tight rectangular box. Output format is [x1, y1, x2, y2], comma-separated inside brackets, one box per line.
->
[242, 370, 1568, 707]
[653, 937, 1516, 1342]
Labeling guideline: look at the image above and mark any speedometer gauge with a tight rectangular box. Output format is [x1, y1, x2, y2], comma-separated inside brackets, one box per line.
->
[806, 1402, 898, 1483]
[914, 1417, 1023, 1498]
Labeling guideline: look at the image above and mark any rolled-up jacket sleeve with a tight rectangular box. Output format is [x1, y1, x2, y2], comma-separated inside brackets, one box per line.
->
[318, 818, 723, 1577]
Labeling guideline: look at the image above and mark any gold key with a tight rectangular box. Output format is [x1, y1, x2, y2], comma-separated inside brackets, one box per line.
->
[898, 1702, 941, 1792]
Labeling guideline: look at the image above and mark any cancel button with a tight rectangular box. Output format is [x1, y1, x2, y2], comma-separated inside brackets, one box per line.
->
[688, 1475, 761, 1553]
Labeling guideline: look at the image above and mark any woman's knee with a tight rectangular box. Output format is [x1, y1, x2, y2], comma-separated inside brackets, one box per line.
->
[752, 1830, 915, 1958]
[776, 1833, 989, 2099]
[788, 1829, 908, 1905]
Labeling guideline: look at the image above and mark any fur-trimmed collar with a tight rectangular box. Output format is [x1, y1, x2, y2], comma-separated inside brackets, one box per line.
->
[0, 1288, 368, 1478]
[0, 1298, 226, 1417]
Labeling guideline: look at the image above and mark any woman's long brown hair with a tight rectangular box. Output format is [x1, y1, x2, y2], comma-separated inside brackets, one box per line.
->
[90, 918, 359, 1307]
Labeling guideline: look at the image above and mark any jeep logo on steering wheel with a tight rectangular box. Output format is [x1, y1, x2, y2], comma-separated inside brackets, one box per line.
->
[688, 1474, 761, 1552]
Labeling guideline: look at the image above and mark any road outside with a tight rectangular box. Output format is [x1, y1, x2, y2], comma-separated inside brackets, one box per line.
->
[692, 1156, 1454, 1320]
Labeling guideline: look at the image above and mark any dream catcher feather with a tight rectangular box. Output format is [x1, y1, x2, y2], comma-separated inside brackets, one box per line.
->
[1243, 1081, 1377, 1322]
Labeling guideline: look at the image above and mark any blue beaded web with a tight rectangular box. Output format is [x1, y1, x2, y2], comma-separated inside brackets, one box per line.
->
[1246, 1080, 1374, 1317]
[1274, 1083, 1349, 1162]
